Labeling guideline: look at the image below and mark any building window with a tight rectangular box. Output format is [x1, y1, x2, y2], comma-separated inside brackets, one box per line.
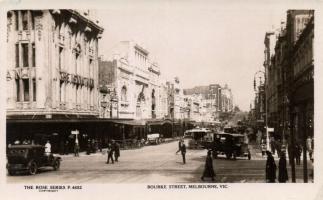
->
[15, 11, 19, 30]
[32, 43, 36, 67]
[22, 43, 28, 67]
[16, 79, 20, 101]
[33, 79, 36, 101]
[59, 47, 63, 70]
[121, 86, 127, 101]
[23, 79, 29, 101]
[75, 52, 79, 73]
[22, 10, 28, 30]
[59, 82, 63, 102]
[89, 59, 93, 77]
[15, 43, 19, 68]
[31, 11, 34, 30]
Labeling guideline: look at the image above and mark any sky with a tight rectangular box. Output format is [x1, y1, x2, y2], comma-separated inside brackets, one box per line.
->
[96, 1, 287, 111]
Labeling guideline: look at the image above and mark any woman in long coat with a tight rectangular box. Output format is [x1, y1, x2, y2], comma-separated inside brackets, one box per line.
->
[201, 150, 215, 181]
[266, 151, 277, 183]
[278, 152, 288, 183]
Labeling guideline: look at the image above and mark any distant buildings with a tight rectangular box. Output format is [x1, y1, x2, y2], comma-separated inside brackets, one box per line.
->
[183, 84, 234, 123]
[6, 9, 237, 149]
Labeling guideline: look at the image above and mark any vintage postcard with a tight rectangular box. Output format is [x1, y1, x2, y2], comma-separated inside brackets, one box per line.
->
[0, 0, 322, 199]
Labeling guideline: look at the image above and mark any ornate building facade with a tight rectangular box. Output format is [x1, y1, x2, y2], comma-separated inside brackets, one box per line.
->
[99, 41, 167, 120]
[7, 10, 103, 119]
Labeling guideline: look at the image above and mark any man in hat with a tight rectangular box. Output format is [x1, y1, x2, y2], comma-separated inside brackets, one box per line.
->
[176, 141, 186, 164]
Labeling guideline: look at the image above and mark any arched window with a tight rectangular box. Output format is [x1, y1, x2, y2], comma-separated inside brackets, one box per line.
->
[121, 86, 127, 101]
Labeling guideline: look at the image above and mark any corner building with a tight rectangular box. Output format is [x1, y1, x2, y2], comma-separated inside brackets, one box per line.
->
[6, 10, 103, 150]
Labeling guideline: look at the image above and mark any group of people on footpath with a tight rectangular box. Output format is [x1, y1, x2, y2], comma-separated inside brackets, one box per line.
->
[266, 150, 288, 183]
[106, 140, 120, 164]
[176, 138, 216, 182]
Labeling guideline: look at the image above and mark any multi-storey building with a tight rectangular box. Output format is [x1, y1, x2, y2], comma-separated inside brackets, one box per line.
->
[263, 9, 314, 150]
[183, 94, 202, 122]
[99, 41, 165, 120]
[6, 10, 103, 147]
[287, 11, 314, 143]
[264, 31, 278, 134]
[7, 10, 103, 118]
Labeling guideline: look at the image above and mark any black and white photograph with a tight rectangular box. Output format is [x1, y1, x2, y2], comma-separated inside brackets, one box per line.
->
[1, 0, 322, 199]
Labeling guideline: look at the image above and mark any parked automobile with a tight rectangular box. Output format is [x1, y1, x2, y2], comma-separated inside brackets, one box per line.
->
[7, 144, 61, 175]
[212, 132, 251, 160]
[147, 133, 163, 145]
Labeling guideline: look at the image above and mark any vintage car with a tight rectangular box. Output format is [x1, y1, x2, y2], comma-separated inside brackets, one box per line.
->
[147, 133, 164, 145]
[212, 132, 251, 160]
[6, 144, 61, 175]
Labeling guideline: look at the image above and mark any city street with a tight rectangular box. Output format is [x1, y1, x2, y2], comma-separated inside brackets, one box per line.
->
[7, 140, 313, 184]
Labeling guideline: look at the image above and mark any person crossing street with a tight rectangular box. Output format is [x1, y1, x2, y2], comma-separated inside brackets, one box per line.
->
[106, 143, 114, 164]
[176, 140, 186, 164]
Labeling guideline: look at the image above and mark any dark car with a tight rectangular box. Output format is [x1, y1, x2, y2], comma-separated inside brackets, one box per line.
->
[6, 144, 61, 175]
[212, 133, 251, 160]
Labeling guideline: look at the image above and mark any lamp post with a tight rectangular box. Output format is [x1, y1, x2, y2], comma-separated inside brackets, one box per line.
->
[254, 70, 269, 151]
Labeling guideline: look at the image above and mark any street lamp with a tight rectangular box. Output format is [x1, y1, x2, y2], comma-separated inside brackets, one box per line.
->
[253, 70, 269, 151]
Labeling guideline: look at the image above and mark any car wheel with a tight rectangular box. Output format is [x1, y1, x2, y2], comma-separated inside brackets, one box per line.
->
[28, 161, 38, 175]
[53, 160, 60, 171]
[8, 170, 15, 176]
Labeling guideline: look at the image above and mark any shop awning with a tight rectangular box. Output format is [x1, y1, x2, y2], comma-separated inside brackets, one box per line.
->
[113, 120, 146, 126]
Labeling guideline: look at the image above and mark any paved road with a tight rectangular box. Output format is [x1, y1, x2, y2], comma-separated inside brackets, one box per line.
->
[7, 141, 313, 183]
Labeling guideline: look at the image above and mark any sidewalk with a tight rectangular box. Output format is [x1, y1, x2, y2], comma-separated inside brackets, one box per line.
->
[55, 138, 180, 159]
[249, 143, 314, 183]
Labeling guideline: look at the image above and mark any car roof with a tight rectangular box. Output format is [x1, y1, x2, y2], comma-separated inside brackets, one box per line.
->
[185, 128, 211, 133]
[8, 145, 44, 149]
[216, 132, 244, 137]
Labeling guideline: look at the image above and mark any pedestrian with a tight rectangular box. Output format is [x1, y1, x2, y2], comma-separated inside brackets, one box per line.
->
[176, 141, 186, 164]
[60, 140, 65, 155]
[98, 139, 102, 152]
[65, 140, 69, 155]
[270, 137, 276, 155]
[112, 140, 120, 162]
[74, 140, 80, 157]
[306, 136, 313, 160]
[201, 150, 216, 181]
[45, 140, 51, 156]
[261, 142, 267, 157]
[266, 151, 276, 183]
[106, 143, 114, 164]
[295, 143, 302, 165]
[86, 139, 92, 155]
[278, 152, 288, 183]
[276, 139, 282, 158]
[114, 142, 120, 162]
